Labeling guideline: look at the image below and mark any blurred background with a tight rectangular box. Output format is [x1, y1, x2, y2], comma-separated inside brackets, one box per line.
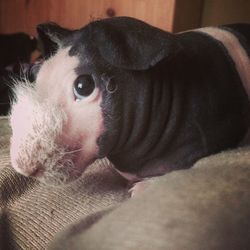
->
[1, 0, 250, 35]
[0, 0, 250, 115]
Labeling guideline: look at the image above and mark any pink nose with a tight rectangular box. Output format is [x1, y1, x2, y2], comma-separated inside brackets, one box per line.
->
[11, 158, 44, 178]
[10, 142, 44, 177]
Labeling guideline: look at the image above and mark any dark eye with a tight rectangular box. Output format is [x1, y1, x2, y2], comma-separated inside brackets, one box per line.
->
[73, 75, 95, 100]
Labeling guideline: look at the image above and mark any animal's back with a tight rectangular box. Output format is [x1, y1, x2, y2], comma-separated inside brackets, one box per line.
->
[224, 23, 250, 54]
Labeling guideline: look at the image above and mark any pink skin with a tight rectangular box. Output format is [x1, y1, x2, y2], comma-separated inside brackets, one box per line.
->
[196, 27, 250, 145]
[129, 178, 154, 197]
[9, 47, 104, 185]
[195, 27, 250, 98]
[36, 48, 104, 168]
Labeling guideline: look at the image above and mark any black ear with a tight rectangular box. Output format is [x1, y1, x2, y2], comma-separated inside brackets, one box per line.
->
[36, 23, 72, 58]
[91, 17, 179, 70]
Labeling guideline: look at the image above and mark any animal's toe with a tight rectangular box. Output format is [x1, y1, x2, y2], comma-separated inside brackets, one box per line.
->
[129, 178, 159, 197]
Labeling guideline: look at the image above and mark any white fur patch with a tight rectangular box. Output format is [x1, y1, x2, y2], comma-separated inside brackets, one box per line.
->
[9, 47, 104, 185]
[10, 84, 74, 185]
[195, 27, 250, 97]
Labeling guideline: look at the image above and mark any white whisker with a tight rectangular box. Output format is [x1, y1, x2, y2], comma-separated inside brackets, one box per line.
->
[62, 147, 85, 155]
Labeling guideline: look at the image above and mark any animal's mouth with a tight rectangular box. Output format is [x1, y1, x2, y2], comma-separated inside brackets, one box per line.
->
[11, 139, 87, 186]
[30, 166, 45, 178]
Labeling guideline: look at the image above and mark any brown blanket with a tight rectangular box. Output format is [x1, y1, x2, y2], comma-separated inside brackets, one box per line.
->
[1, 116, 250, 250]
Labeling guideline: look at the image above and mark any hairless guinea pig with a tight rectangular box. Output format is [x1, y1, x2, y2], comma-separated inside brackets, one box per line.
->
[9, 17, 250, 186]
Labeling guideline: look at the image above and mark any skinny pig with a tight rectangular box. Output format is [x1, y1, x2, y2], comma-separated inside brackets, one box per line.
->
[9, 17, 250, 186]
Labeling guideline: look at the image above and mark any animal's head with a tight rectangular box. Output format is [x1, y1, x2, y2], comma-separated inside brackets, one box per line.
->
[9, 16, 178, 185]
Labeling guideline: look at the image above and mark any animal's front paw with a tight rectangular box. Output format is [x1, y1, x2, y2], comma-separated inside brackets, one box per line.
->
[129, 178, 158, 197]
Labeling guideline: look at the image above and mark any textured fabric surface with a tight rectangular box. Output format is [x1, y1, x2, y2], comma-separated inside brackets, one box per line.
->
[0, 116, 128, 250]
[49, 146, 250, 250]
[1, 116, 250, 250]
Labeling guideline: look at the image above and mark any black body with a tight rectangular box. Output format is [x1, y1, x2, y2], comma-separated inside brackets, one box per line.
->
[107, 28, 250, 176]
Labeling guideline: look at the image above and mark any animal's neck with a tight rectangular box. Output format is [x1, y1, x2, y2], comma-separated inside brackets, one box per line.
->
[107, 66, 181, 175]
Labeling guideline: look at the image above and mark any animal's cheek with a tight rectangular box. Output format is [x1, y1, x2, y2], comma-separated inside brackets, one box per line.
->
[63, 96, 105, 166]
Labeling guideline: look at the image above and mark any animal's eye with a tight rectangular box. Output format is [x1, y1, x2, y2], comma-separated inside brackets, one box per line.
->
[73, 75, 95, 100]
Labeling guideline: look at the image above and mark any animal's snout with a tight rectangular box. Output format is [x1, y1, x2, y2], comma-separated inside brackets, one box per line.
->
[9, 84, 78, 184]
[10, 144, 45, 177]
[10, 137, 42, 177]
[10, 133, 52, 178]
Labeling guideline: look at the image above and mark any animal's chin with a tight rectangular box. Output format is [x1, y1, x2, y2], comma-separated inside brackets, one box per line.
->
[30, 153, 97, 186]
[32, 164, 86, 186]
[11, 142, 96, 186]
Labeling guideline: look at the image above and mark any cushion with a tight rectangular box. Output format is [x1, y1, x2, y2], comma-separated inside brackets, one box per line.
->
[1, 116, 250, 250]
